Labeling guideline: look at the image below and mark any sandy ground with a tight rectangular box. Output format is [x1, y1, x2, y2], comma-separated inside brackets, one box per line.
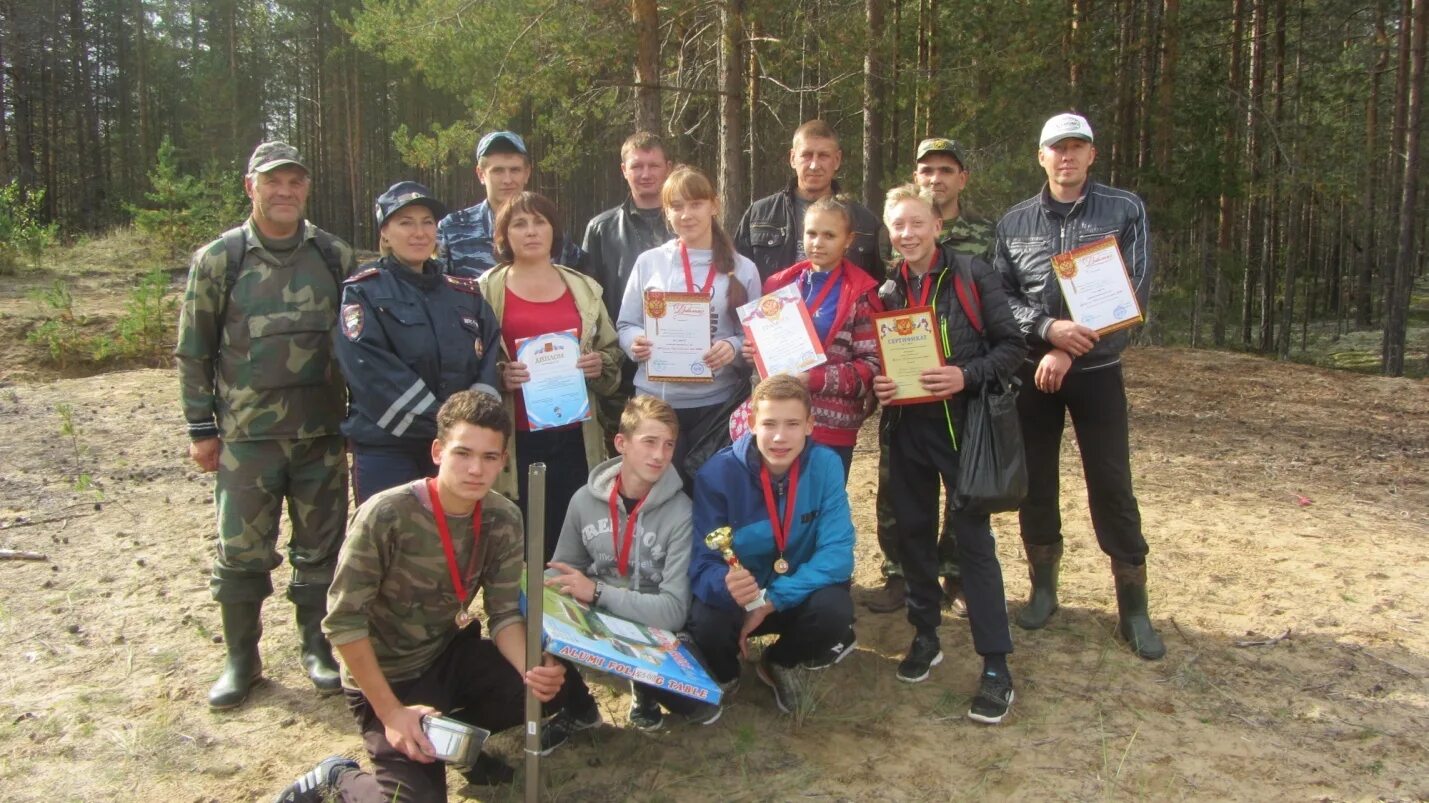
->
[0, 342, 1425, 801]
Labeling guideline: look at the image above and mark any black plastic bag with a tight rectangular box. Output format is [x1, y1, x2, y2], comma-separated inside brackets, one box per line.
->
[952, 375, 1027, 515]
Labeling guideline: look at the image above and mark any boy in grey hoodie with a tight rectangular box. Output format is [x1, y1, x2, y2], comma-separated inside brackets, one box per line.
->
[542, 397, 719, 747]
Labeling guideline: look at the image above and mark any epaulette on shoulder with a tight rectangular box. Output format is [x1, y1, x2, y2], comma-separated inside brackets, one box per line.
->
[345, 266, 381, 283]
[444, 275, 482, 295]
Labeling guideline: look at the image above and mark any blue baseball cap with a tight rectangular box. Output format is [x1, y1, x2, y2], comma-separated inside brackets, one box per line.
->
[475, 131, 528, 161]
[374, 181, 448, 228]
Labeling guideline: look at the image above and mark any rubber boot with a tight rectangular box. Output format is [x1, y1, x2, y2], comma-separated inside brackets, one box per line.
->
[291, 584, 342, 695]
[208, 601, 263, 710]
[1112, 559, 1166, 660]
[1015, 542, 1062, 630]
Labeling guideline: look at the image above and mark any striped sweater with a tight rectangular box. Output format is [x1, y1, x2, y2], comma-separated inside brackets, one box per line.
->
[763, 260, 883, 447]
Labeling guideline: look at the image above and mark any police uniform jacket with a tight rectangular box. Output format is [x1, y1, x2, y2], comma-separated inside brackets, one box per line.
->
[335, 256, 502, 449]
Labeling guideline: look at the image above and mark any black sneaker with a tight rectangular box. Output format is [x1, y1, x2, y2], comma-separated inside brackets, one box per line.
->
[684, 702, 723, 726]
[628, 685, 664, 732]
[803, 626, 858, 671]
[967, 670, 1015, 724]
[538, 701, 602, 755]
[460, 751, 516, 786]
[756, 654, 808, 714]
[896, 633, 943, 683]
[272, 756, 358, 803]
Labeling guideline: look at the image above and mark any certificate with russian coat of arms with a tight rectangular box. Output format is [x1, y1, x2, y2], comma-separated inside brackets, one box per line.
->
[872, 306, 944, 406]
[737, 284, 828, 379]
[645, 290, 714, 383]
[1049, 235, 1144, 335]
[515, 329, 590, 430]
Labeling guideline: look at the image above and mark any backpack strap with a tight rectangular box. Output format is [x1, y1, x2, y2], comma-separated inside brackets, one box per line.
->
[951, 255, 984, 335]
[311, 229, 347, 282]
[217, 226, 248, 347]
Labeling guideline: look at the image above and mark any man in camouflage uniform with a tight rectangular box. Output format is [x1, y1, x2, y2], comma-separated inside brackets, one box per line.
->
[436, 130, 582, 278]
[867, 138, 997, 615]
[175, 141, 355, 710]
[271, 391, 568, 802]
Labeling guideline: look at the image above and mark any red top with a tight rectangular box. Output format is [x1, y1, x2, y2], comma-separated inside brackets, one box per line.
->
[502, 288, 582, 432]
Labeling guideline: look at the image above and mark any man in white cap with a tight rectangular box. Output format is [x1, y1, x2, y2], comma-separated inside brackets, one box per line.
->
[993, 113, 1164, 660]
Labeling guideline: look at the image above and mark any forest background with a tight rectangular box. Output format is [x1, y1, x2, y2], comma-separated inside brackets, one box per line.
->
[1, 0, 1426, 376]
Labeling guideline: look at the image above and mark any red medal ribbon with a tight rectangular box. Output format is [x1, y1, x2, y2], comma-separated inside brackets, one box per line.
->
[801, 262, 843, 319]
[607, 474, 649, 577]
[426, 477, 482, 606]
[900, 260, 935, 308]
[680, 241, 717, 296]
[759, 459, 801, 567]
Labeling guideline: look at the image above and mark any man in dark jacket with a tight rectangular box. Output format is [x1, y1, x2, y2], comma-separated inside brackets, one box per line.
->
[581, 132, 674, 444]
[734, 120, 887, 282]
[873, 184, 1025, 723]
[994, 112, 1164, 660]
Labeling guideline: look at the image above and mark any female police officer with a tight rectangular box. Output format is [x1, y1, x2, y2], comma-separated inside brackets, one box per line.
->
[336, 182, 502, 504]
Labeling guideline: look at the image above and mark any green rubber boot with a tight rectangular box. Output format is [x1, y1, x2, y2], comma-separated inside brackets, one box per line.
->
[1015, 542, 1062, 630]
[208, 602, 263, 710]
[1112, 560, 1166, 660]
[290, 583, 342, 695]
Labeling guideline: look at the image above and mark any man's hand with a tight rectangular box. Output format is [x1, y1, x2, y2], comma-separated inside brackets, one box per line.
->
[379, 703, 439, 763]
[872, 375, 898, 405]
[702, 340, 735, 372]
[190, 437, 221, 473]
[501, 360, 530, 391]
[919, 365, 966, 400]
[1046, 320, 1098, 357]
[524, 654, 566, 702]
[545, 562, 596, 604]
[576, 351, 603, 380]
[724, 566, 761, 607]
[1035, 349, 1073, 393]
[631, 335, 653, 362]
[739, 601, 775, 658]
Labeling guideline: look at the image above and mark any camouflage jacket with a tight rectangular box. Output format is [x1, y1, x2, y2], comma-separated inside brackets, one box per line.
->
[940, 208, 996, 263]
[175, 219, 355, 443]
[324, 481, 525, 687]
[437, 199, 585, 279]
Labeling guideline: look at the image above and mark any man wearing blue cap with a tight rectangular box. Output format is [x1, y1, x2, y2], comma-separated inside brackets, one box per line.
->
[437, 131, 582, 277]
[994, 113, 1164, 660]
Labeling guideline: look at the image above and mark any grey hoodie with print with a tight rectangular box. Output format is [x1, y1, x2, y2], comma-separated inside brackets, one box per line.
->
[551, 455, 693, 632]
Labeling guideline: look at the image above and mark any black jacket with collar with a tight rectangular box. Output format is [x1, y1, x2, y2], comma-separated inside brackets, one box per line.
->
[878, 243, 1027, 428]
[580, 196, 672, 320]
[734, 178, 888, 282]
[993, 178, 1152, 373]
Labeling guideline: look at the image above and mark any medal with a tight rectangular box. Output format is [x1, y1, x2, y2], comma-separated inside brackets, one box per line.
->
[427, 477, 483, 629]
[760, 459, 801, 578]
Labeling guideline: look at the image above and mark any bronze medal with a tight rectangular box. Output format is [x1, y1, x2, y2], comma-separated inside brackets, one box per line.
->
[774, 558, 790, 575]
[454, 609, 474, 629]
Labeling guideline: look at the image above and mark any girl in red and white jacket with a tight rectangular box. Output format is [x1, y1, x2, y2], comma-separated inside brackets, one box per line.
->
[746, 197, 882, 478]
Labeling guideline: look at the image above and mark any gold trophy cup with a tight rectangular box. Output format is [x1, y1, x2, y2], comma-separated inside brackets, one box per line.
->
[704, 526, 766, 611]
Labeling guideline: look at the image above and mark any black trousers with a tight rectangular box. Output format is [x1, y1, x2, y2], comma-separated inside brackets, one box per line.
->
[1016, 361, 1148, 565]
[515, 425, 588, 564]
[887, 409, 1013, 656]
[687, 584, 854, 683]
[672, 401, 731, 495]
[335, 624, 565, 802]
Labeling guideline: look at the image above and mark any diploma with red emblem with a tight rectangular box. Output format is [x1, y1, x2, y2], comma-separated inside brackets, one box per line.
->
[737, 284, 828, 379]
[872, 306, 944, 405]
[515, 329, 590, 430]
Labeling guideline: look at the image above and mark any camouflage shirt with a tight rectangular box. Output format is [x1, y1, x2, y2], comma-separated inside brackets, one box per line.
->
[175, 218, 354, 442]
[939, 208, 996, 263]
[323, 481, 525, 687]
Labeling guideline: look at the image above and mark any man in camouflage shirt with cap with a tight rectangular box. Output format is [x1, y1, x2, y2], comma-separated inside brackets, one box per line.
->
[175, 140, 356, 710]
[867, 137, 997, 616]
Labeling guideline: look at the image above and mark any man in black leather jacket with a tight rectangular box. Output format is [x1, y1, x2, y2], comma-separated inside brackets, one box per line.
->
[581, 132, 674, 444]
[734, 120, 887, 282]
[994, 112, 1164, 660]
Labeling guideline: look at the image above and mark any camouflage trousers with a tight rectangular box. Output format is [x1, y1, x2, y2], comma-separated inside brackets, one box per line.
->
[210, 435, 348, 603]
[876, 430, 961, 579]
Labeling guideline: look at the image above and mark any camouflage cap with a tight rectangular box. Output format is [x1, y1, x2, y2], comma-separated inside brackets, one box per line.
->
[475, 130, 528, 161]
[247, 141, 308, 175]
[916, 137, 968, 168]
[375, 181, 449, 228]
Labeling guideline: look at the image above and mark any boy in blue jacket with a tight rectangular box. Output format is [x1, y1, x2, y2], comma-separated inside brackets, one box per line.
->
[688, 375, 857, 714]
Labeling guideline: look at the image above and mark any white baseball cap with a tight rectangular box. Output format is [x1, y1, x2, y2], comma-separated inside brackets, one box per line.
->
[1039, 113, 1094, 148]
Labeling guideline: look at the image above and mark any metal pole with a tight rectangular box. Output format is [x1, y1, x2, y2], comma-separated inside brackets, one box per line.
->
[523, 462, 547, 803]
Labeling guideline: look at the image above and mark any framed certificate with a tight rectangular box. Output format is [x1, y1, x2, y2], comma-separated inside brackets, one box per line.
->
[645, 290, 714, 383]
[515, 329, 590, 430]
[872, 306, 944, 406]
[1050, 235, 1144, 335]
[737, 284, 828, 379]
